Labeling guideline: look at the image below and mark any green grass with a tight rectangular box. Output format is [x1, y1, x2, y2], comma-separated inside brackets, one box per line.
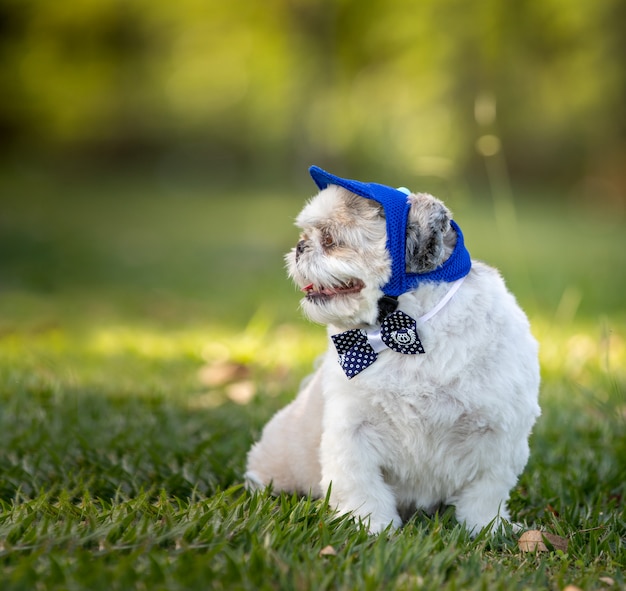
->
[0, 168, 625, 589]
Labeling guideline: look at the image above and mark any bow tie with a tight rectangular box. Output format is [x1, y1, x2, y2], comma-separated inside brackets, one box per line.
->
[331, 310, 425, 379]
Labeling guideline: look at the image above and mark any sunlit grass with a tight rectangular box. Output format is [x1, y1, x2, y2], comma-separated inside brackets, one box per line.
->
[0, 169, 624, 589]
[534, 315, 625, 385]
[0, 310, 624, 589]
[2, 307, 623, 410]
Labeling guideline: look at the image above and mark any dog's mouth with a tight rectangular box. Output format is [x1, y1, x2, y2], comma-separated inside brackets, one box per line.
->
[301, 279, 365, 300]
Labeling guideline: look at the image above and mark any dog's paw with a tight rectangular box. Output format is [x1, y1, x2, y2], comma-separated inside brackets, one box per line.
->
[243, 470, 266, 491]
[366, 514, 403, 535]
[510, 521, 523, 534]
[463, 516, 522, 538]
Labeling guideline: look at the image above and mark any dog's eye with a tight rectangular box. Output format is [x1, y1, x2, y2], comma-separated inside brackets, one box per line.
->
[322, 231, 335, 248]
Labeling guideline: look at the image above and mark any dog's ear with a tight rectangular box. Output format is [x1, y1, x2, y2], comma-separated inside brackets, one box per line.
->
[405, 193, 451, 273]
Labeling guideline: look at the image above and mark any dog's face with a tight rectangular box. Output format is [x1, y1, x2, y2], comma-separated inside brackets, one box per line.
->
[286, 185, 453, 328]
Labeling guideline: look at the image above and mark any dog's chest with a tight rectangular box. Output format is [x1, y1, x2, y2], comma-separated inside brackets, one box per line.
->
[327, 357, 493, 486]
[367, 387, 492, 499]
[361, 378, 467, 441]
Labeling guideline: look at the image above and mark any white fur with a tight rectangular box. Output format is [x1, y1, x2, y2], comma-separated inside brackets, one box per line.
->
[246, 186, 540, 535]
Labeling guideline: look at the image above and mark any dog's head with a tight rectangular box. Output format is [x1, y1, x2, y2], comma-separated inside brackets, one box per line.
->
[286, 184, 455, 328]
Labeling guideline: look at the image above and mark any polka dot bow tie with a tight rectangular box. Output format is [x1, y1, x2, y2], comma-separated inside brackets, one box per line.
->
[331, 310, 425, 379]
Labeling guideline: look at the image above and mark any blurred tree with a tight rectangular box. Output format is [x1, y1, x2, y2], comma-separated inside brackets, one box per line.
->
[0, 0, 623, 197]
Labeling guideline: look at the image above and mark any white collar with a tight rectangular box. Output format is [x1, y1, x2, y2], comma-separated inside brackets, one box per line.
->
[366, 277, 466, 354]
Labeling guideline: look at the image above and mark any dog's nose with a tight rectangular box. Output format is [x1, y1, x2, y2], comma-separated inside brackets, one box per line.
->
[296, 240, 306, 260]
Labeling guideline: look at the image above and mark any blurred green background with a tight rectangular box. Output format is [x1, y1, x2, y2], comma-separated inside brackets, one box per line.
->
[1, 0, 625, 191]
[0, 0, 625, 345]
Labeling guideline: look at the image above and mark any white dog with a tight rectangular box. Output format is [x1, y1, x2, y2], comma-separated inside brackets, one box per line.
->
[246, 166, 540, 535]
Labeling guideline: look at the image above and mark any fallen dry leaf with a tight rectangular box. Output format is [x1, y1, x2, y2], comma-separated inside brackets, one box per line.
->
[199, 360, 250, 387]
[546, 503, 560, 517]
[319, 545, 337, 557]
[518, 530, 568, 553]
[519, 530, 548, 552]
[562, 586, 583, 591]
[542, 532, 569, 553]
[599, 577, 615, 586]
[226, 380, 256, 405]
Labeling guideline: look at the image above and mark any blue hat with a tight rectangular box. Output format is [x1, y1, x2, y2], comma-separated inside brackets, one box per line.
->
[309, 165, 471, 297]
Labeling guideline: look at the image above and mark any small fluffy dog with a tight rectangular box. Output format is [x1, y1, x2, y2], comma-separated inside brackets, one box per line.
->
[246, 166, 540, 535]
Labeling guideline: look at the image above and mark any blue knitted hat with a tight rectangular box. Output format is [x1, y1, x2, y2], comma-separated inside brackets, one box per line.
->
[309, 165, 472, 297]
